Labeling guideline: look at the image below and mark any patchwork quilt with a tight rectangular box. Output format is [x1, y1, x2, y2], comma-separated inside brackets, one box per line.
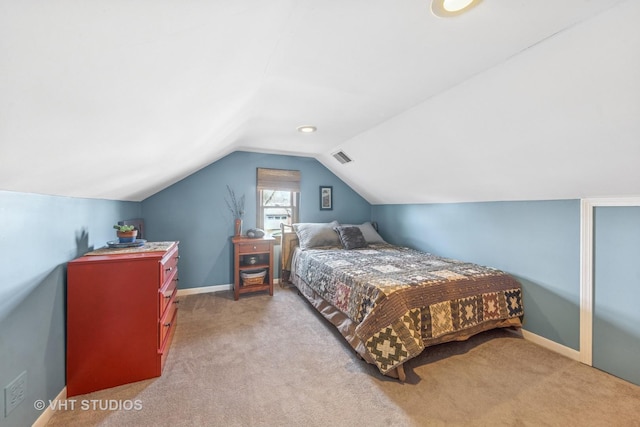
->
[292, 244, 523, 375]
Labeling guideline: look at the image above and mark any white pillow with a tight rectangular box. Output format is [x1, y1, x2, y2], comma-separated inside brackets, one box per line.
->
[293, 221, 341, 250]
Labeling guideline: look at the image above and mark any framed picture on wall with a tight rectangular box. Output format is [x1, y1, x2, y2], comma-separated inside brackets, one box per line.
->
[320, 186, 333, 210]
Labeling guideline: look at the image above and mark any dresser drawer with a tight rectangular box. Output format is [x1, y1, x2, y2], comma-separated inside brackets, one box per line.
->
[160, 247, 180, 286]
[159, 272, 178, 318]
[159, 295, 177, 349]
[159, 308, 177, 373]
[238, 241, 271, 254]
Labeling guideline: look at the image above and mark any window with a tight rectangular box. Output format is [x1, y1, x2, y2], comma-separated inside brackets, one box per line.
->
[257, 168, 300, 238]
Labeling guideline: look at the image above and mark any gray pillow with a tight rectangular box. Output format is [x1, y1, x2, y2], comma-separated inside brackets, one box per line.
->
[342, 222, 386, 244]
[334, 226, 367, 250]
[293, 221, 341, 250]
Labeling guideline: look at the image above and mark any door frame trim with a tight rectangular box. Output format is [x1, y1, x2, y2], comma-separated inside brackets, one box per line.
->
[580, 197, 640, 365]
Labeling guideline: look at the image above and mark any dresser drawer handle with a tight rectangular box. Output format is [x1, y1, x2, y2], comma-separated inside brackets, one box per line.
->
[173, 300, 180, 305]
[164, 322, 172, 327]
[165, 267, 173, 272]
[253, 246, 257, 250]
[175, 255, 180, 261]
[164, 294, 171, 299]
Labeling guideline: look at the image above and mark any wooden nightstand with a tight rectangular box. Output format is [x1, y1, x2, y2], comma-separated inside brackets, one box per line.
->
[232, 236, 275, 300]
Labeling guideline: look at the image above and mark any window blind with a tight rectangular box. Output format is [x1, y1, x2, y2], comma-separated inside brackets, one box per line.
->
[256, 168, 300, 192]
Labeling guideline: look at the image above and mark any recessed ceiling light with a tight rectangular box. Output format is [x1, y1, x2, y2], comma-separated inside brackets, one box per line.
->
[297, 125, 317, 133]
[431, 0, 481, 17]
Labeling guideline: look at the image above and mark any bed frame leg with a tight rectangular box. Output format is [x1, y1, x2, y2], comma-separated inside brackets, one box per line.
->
[396, 365, 406, 382]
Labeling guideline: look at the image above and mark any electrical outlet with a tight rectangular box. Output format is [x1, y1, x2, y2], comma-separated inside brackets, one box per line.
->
[4, 371, 26, 417]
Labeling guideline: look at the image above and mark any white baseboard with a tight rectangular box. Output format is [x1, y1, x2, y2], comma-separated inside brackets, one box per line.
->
[176, 279, 280, 297]
[176, 284, 232, 296]
[521, 329, 581, 362]
[32, 387, 66, 427]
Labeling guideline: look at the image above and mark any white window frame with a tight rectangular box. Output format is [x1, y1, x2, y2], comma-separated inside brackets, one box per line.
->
[257, 189, 299, 236]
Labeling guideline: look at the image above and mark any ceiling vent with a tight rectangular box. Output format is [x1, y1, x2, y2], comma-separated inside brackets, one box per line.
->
[332, 150, 352, 164]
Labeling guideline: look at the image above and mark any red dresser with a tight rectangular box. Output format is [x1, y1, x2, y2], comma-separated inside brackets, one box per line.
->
[66, 241, 179, 397]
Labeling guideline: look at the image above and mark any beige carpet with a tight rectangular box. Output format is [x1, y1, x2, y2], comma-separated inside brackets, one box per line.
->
[47, 286, 640, 427]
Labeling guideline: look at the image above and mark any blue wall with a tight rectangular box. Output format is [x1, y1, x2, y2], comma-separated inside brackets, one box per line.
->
[0, 190, 140, 427]
[141, 151, 372, 289]
[593, 206, 640, 385]
[372, 200, 581, 350]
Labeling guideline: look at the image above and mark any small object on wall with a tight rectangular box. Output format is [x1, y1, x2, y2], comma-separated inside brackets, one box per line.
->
[320, 186, 333, 210]
[246, 228, 265, 238]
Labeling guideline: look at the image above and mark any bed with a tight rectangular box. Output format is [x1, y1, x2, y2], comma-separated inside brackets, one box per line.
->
[280, 221, 523, 381]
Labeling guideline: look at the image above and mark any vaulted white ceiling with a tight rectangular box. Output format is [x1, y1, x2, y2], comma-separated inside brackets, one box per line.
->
[1, 0, 638, 203]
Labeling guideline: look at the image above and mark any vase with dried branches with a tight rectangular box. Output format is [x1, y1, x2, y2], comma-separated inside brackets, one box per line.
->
[225, 185, 245, 236]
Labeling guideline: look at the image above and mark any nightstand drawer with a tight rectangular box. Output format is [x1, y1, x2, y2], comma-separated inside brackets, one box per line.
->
[238, 241, 271, 254]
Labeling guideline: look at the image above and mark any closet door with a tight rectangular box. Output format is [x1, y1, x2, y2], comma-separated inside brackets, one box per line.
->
[593, 206, 640, 386]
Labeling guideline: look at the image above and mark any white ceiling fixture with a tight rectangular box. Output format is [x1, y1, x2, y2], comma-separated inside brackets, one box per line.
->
[431, 0, 481, 17]
[297, 125, 317, 133]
